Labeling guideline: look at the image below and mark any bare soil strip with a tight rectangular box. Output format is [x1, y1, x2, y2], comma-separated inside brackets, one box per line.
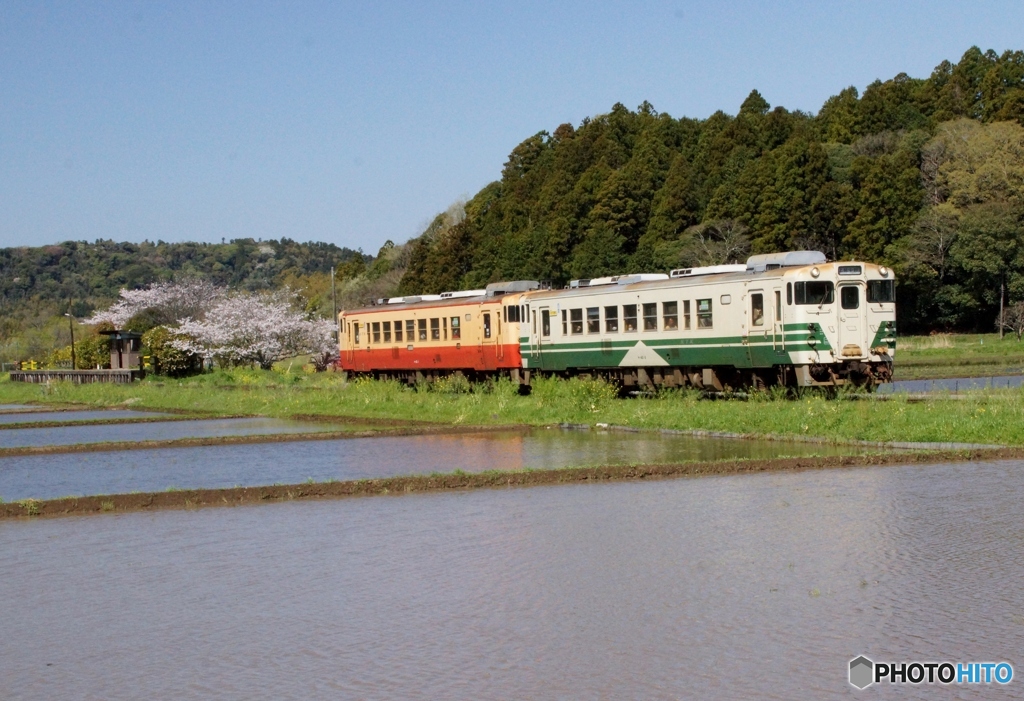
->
[4, 448, 1022, 520]
[0, 424, 529, 458]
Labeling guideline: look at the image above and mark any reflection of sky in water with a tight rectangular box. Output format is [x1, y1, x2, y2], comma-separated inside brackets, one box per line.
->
[0, 429, 858, 500]
[880, 375, 1023, 393]
[0, 417, 342, 449]
[0, 410, 170, 425]
[1, 460, 1021, 700]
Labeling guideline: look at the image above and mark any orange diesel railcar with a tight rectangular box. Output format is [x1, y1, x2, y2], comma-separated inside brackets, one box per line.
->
[338, 281, 539, 382]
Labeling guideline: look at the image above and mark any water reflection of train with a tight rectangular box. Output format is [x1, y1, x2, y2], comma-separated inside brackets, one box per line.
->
[337, 251, 896, 390]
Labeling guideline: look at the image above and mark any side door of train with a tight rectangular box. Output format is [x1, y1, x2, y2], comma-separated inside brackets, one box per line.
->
[746, 286, 787, 366]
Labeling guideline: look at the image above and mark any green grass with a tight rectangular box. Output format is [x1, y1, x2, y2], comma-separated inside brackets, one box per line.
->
[897, 333, 1024, 380]
[1, 367, 1023, 447]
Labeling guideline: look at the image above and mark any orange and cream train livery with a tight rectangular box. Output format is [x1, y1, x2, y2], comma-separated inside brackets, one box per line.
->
[338, 280, 540, 382]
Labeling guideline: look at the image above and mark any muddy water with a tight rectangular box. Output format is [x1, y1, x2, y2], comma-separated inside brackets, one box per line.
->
[3, 459, 1021, 700]
[0, 416, 346, 449]
[0, 429, 863, 501]
[0, 409, 170, 424]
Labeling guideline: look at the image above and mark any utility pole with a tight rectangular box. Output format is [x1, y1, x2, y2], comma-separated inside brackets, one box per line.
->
[331, 266, 338, 338]
[1000, 278, 1005, 340]
[64, 311, 77, 369]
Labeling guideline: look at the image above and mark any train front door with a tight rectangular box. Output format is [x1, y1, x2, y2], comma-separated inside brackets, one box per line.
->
[837, 282, 869, 359]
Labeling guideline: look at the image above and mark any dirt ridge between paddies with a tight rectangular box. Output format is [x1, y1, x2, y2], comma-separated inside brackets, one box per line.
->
[6, 448, 1024, 520]
[0, 424, 530, 458]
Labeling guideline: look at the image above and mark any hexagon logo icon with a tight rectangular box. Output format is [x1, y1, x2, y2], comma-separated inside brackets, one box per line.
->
[849, 656, 874, 689]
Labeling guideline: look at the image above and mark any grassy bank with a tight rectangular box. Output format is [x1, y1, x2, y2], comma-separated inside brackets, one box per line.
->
[1, 368, 1023, 447]
[896, 333, 1024, 380]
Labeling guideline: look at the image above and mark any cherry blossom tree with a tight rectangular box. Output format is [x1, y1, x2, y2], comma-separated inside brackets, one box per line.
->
[171, 292, 335, 370]
[87, 280, 225, 329]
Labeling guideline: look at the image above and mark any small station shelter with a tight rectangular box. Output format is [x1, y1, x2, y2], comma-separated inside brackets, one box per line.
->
[100, 329, 143, 370]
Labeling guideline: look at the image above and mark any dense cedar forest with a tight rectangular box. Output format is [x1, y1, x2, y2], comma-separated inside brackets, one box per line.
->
[398, 47, 1024, 333]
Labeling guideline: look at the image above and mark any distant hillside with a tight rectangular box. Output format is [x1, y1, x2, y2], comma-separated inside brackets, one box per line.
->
[0, 238, 368, 316]
[398, 47, 1024, 332]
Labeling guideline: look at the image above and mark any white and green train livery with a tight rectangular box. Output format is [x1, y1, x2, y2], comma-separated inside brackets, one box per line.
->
[518, 251, 896, 390]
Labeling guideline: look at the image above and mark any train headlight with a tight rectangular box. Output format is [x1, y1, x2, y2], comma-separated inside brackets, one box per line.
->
[879, 266, 889, 277]
[810, 267, 820, 278]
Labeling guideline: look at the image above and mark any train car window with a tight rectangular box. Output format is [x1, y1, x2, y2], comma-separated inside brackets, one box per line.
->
[751, 294, 764, 326]
[451, 316, 461, 339]
[663, 302, 678, 330]
[383, 321, 392, 343]
[443, 317, 448, 340]
[372, 322, 381, 344]
[604, 306, 618, 333]
[418, 319, 427, 341]
[484, 313, 492, 339]
[841, 286, 860, 310]
[643, 303, 658, 331]
[562, 310, 567, 335]
[683, 301, 691, 330]
[587, 307, 600, 333]
[542, 310, 551, 336]
[406, 320, 415, 341]
[354, 323, 360, 345]
[697, 299, 713, 328]
[430, 318, 440, 340]
[532, 311, 536, 335]
[395, 321, 403, 343]
[775, 291, 782, 321]
[570, 309, 583, 334]
[520, 305, 525, 322]
[787, 282, 793, 305]
[794, 281, 835, 305]
[623, 305, 638, 332]
[525, 304, 530, 321]
[867, 280, 895, 303]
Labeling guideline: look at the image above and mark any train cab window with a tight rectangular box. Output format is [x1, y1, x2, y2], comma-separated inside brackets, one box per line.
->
[751, 294, 764, 326]
[383, 321, 392, 343]
[683, 300, 691, 330]
[372, 322, 381, 344]
[418, 319, 427, 341]
[787, 282, 793, 305]
[395, 321, 403, 343]
[697, 299, 713, 328]
[794, 281, 835, 305]
[354, 323, 360, 345]
[532, 311, 536, 335]
[867, 280, 895, 303]
[451, 316, 461, 339]
[663, 302, 678, 330]
[623, 305, 638, 332]
[542, 310, 551, 337]
[484, 313, 492, 339]
[503, 306, 507, 323]
[775, 291, 782, 321]
[642, 303, 658, 331]
[570, 309, 583, 334]
[587, 307, 600, 333]
[841, 286, 860, 310]
[562, 310, 567, 335]
[525, 305, 530, 322]
[430, 318, 440, 340]
[604, 306, 618, 333]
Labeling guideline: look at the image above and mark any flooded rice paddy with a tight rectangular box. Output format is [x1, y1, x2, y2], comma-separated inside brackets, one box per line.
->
[0, 409, 171, 424]
[883, 374, 1023, 393]
[0, 428, 868, 501]
[2, 459, 1021, 700]
[0, 416, 346, 449]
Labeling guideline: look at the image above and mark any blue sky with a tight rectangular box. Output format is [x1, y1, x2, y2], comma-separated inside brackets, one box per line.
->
[1, 1, 1022, 253]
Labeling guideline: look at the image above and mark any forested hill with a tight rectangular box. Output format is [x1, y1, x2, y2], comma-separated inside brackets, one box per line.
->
[398, 47, 1024, 332]
[0, 238, 367, 316]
